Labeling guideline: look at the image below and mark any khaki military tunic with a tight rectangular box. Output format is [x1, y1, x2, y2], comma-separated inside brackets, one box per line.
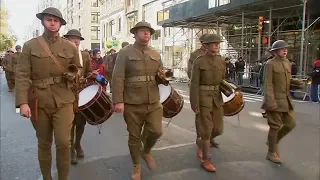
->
[2, 54, 15, 90]
[15, 34, 81, 180]
[262, 56, 296, 153]
[190, 53, 226, 141]
[187, 48, 206, 78]
[112, 43, 163, 165]
[11, 52, 21, 73]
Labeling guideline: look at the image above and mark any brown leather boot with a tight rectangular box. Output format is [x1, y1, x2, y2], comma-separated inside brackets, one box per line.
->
[75, 144, 84, 158]
[71, 149, 78, 165]
[266, 141, 280, 157]
[266, 152, 281, 163]
[201, 159, 216, 172]
[141, 152, 156, 170]
[131, 164, 141, 180]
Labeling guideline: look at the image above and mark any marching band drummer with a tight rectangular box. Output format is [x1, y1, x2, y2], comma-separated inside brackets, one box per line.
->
[112, 21, 164, 180]
[190, 34, 226, 172]
[63, 29, 97, 165]
[262, 40, 296, 163]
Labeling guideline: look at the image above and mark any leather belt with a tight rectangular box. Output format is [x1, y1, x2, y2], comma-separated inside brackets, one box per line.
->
[32, 76, 65, 87]
[126, 76, 155, 82]
[199, 85, 220, 91]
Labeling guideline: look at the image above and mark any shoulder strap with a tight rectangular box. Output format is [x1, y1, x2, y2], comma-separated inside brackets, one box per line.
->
[36, 36, 66, 72]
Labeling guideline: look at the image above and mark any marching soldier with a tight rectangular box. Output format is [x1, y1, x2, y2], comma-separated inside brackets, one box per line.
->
[105, 42, 129, 93]
[190, 34, 226, 172]
[15, 7, 81, 180]
[112, 21, 164, 180]
[63, 29, 95, 164]
[2, 49, 15, 91]
[8, 45, 22, 91]
[262, 40, 296, 163]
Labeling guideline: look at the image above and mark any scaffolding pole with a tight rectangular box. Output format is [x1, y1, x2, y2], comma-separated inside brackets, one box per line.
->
[268, 7, 272, 47]
[241, 11, 244, 57]
[299, 0, 307, 74]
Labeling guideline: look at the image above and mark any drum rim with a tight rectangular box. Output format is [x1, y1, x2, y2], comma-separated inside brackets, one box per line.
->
[223, 93, 245, 116]
[163, 93, 184, 118]
[78, 85, 103, 110]
[85, 109, 113, 125]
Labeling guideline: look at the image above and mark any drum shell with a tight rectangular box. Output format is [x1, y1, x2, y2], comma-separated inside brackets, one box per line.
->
[223, 92, 245, 116]
[161, 86, 184, 118]
[78, 84, 113, 125]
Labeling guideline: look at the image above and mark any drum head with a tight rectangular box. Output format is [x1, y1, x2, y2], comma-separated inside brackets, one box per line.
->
[79, 84, 100, 107]
[158, 84, 171, 103]
[222, 92, 235, 103]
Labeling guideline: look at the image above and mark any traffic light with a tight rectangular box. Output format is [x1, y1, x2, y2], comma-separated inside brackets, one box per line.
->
[263, 37, 268, 45]
[258, 16, 266, 33]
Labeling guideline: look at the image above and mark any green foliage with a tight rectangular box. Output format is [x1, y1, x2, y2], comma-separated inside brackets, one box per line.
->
[0, 33, 18, 52]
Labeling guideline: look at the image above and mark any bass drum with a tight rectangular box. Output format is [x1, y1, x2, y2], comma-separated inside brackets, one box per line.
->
[221, 87, 245, 116]
[159, 84, 184, 118]
[78, 83, 113, 125]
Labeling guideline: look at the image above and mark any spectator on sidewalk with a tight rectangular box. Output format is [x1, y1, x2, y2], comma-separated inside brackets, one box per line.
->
[310, 51, 320, 102]
[235, 57, 245, 85]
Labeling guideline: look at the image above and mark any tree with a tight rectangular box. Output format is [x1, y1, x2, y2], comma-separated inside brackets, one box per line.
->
[0, 33, 17, 51]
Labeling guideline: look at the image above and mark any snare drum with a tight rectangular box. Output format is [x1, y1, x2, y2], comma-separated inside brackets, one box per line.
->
[222, 90, 245, 117]
[159, 84, 184, 118]
[78, 84, 113, 125]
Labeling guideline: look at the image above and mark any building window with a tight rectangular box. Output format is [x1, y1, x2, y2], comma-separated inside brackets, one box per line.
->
[110, 20, 115, 36]
[92, 0, 98, 7]
[91, 26, 100, 40]
[208, 0, 230, 9]
[91, 12, 99, 23]
[152, 30, 161, 40]
[78, 2, 81, 9]
[157, 10, 169, 23]
[118, 17, 121, 32]
[127, 15, 136, 34]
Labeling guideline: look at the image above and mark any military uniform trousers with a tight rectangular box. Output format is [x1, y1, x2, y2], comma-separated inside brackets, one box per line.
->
[71, 113, 86, 151]
[266, 110, 296, 153]
[198, 103, 224, 159]
[124, 102, 163, 165]
[31, 104, 74, 180]
[5, 71, 15, 90]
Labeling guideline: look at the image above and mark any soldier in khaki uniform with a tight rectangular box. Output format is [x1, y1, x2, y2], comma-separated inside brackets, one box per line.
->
[15, 7, 82, 180]
[112, 21, 164, 180]
[63, 29, 95, 164]
[2, 49, 15, 91]
[9, 45, 22, 91]
[262, 40, 296, 163]
[190, 34, 226, 172]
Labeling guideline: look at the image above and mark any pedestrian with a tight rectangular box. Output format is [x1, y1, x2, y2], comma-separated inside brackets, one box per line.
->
[310, 51, 320, 102]
[112, 21, 165, 180]
[235, 57, 245, 85]
[262, 40, 296, 164]
[89, 48, 107, 91]
[190, 34, 226, 172]
[9, 45, 22, 91]
[15, 7, 82, 180]
[63, 29, 97, 164]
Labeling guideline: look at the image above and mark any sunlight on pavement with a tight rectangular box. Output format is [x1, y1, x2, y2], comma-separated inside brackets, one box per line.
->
[249, 111, 263, 117]
[254, 123, 269, 132]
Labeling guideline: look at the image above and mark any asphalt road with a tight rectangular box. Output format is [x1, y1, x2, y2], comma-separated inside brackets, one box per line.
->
[1, 69, 319, 180]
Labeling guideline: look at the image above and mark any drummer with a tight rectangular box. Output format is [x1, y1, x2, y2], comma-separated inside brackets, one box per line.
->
[112, 21, 165, 180]
[190, 34, 226, 172]
[63, 29, 96, 164]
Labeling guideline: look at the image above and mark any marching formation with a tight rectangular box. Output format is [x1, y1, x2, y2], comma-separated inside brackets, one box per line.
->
[2, 6, 307, 180]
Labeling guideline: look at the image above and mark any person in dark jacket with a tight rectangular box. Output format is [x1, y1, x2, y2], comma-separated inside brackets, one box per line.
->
[310, 51, 320, 102]
[235, 57, 245, 85]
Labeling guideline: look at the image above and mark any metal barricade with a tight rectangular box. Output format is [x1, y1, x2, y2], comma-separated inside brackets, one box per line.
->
[234, 71, 262, 90]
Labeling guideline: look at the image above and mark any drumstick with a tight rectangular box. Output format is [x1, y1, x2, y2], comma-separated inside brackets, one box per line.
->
[165, 118, 173, 128]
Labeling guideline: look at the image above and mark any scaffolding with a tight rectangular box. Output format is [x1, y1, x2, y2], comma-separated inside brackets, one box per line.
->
[159, 0, 320, 80]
